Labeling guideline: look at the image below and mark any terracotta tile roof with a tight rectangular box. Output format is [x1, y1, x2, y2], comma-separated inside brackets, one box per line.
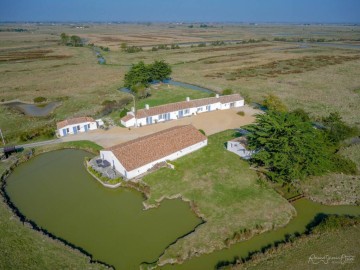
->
[133, 94, 243, 119]
[105, 125, 207, 171]
[121, 114, 134, 122]
[57, 117, 95, 129]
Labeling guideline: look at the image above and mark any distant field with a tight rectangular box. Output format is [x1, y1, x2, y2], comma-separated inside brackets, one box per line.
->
[1, 22, 359, 144]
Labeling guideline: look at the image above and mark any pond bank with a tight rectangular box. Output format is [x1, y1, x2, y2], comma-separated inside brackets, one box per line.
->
[0, 150, 114, 270]
[1, 99, 61, 117]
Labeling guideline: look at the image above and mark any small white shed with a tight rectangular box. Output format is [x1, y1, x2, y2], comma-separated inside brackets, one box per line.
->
[227, 137, 255, 160]
[57, 117, 97, 137]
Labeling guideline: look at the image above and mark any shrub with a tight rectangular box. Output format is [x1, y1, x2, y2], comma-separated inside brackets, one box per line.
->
[262, 94, 288, 112]
[120, 108, 130, 118]
[291, 108, 310, 122]
[33, 96, 47, 103]
[198, 129, 206, 135]
[331, 154, 358, 175]
[237, 111, 245, 116]
[125, 46, 143, 53]
[222, 88, 233, 95]
[321, 112, 359, 144]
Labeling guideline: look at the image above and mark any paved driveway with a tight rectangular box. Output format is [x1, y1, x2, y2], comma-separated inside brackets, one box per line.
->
[61, 105, 260, 148]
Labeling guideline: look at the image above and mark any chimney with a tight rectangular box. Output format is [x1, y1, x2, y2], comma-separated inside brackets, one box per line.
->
[131, 107, 135, 113]
[216, 94, 219, 98]
[186, 97, 190, 102]
[145, 104, 149, 110]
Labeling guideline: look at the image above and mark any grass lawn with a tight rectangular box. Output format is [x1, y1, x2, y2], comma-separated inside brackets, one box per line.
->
[237, 219, 360, 270]
[142, 130, 295, 265]
[131, 83, 211, 110]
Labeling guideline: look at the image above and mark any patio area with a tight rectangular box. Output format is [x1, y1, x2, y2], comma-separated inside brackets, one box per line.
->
[88, 156, 122, 179]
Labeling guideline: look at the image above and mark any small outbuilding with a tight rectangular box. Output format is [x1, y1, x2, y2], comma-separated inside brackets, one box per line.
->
[57, 117, 98, 137]
[226, 137, 255, 160]
[100, 125, 207, 179]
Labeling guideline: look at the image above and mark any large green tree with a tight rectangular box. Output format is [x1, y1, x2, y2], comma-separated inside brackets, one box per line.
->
[60, 33, 69, 45]
[149, 60, 172, 81]
[245, 111, 334, 182]
[124, 60, 172, 90]
[124, 61, 151, 89]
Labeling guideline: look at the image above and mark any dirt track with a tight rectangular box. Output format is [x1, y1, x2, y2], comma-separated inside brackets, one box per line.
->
[61, 105, 260, 148]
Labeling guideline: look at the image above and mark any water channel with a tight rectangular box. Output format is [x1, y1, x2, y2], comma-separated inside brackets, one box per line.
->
[5, 150, 360, 270]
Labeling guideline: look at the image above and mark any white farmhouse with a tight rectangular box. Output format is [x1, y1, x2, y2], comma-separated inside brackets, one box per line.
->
[100, 125, 207, 179]
[121, 93, 244, 128]
[56, 117, 98, 137]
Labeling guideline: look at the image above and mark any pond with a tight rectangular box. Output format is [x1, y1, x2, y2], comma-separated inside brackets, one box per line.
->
[1, 100, 60, 117]
[5, 149, 202, 270]
[5, 150, 360, 270]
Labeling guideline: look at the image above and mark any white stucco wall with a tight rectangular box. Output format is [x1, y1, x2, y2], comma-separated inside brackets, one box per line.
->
[121, 117, 135, 127]
[101, 139, 207, 180]
[58, 121, 97, 137]
[121, 98, 245, 127]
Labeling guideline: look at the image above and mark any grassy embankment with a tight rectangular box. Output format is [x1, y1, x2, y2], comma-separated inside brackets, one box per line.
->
[226, 215, 360, 270]
[142, 130, 295, 265]
[301, 143, 360, 205]
[0, 141, 107, 270]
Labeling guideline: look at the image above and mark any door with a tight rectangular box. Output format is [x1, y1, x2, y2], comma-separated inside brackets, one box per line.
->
[146, 116, 152, 125]
[84, 124, 88, 132]
[62, 129, 67, 136]
[206, 105, 211, 111]
[73, 126, 78, 134]
[178, 110, 183, 118]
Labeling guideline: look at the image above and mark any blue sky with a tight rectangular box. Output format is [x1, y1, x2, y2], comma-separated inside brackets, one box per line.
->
[0, 0, 359, 23]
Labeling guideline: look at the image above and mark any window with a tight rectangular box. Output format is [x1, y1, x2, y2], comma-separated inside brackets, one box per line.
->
[87, 124, 90, 128]
[66, 128, 69, 132]
[77, 125, 80, 131]
[230, 102, 234, 108]
[206, 105, 211, 111]
[184, 109, 190, 114]
[159, 114, 163, 120]
[197, 107, 203, 112]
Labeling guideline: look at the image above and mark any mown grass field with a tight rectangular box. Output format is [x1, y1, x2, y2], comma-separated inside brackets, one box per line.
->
[133, 84, 211, 110]
[142, 130, 295, 264]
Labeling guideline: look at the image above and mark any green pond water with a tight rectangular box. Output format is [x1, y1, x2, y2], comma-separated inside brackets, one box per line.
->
[5, 150, 202, 270]
[5, 149, 360, 270]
